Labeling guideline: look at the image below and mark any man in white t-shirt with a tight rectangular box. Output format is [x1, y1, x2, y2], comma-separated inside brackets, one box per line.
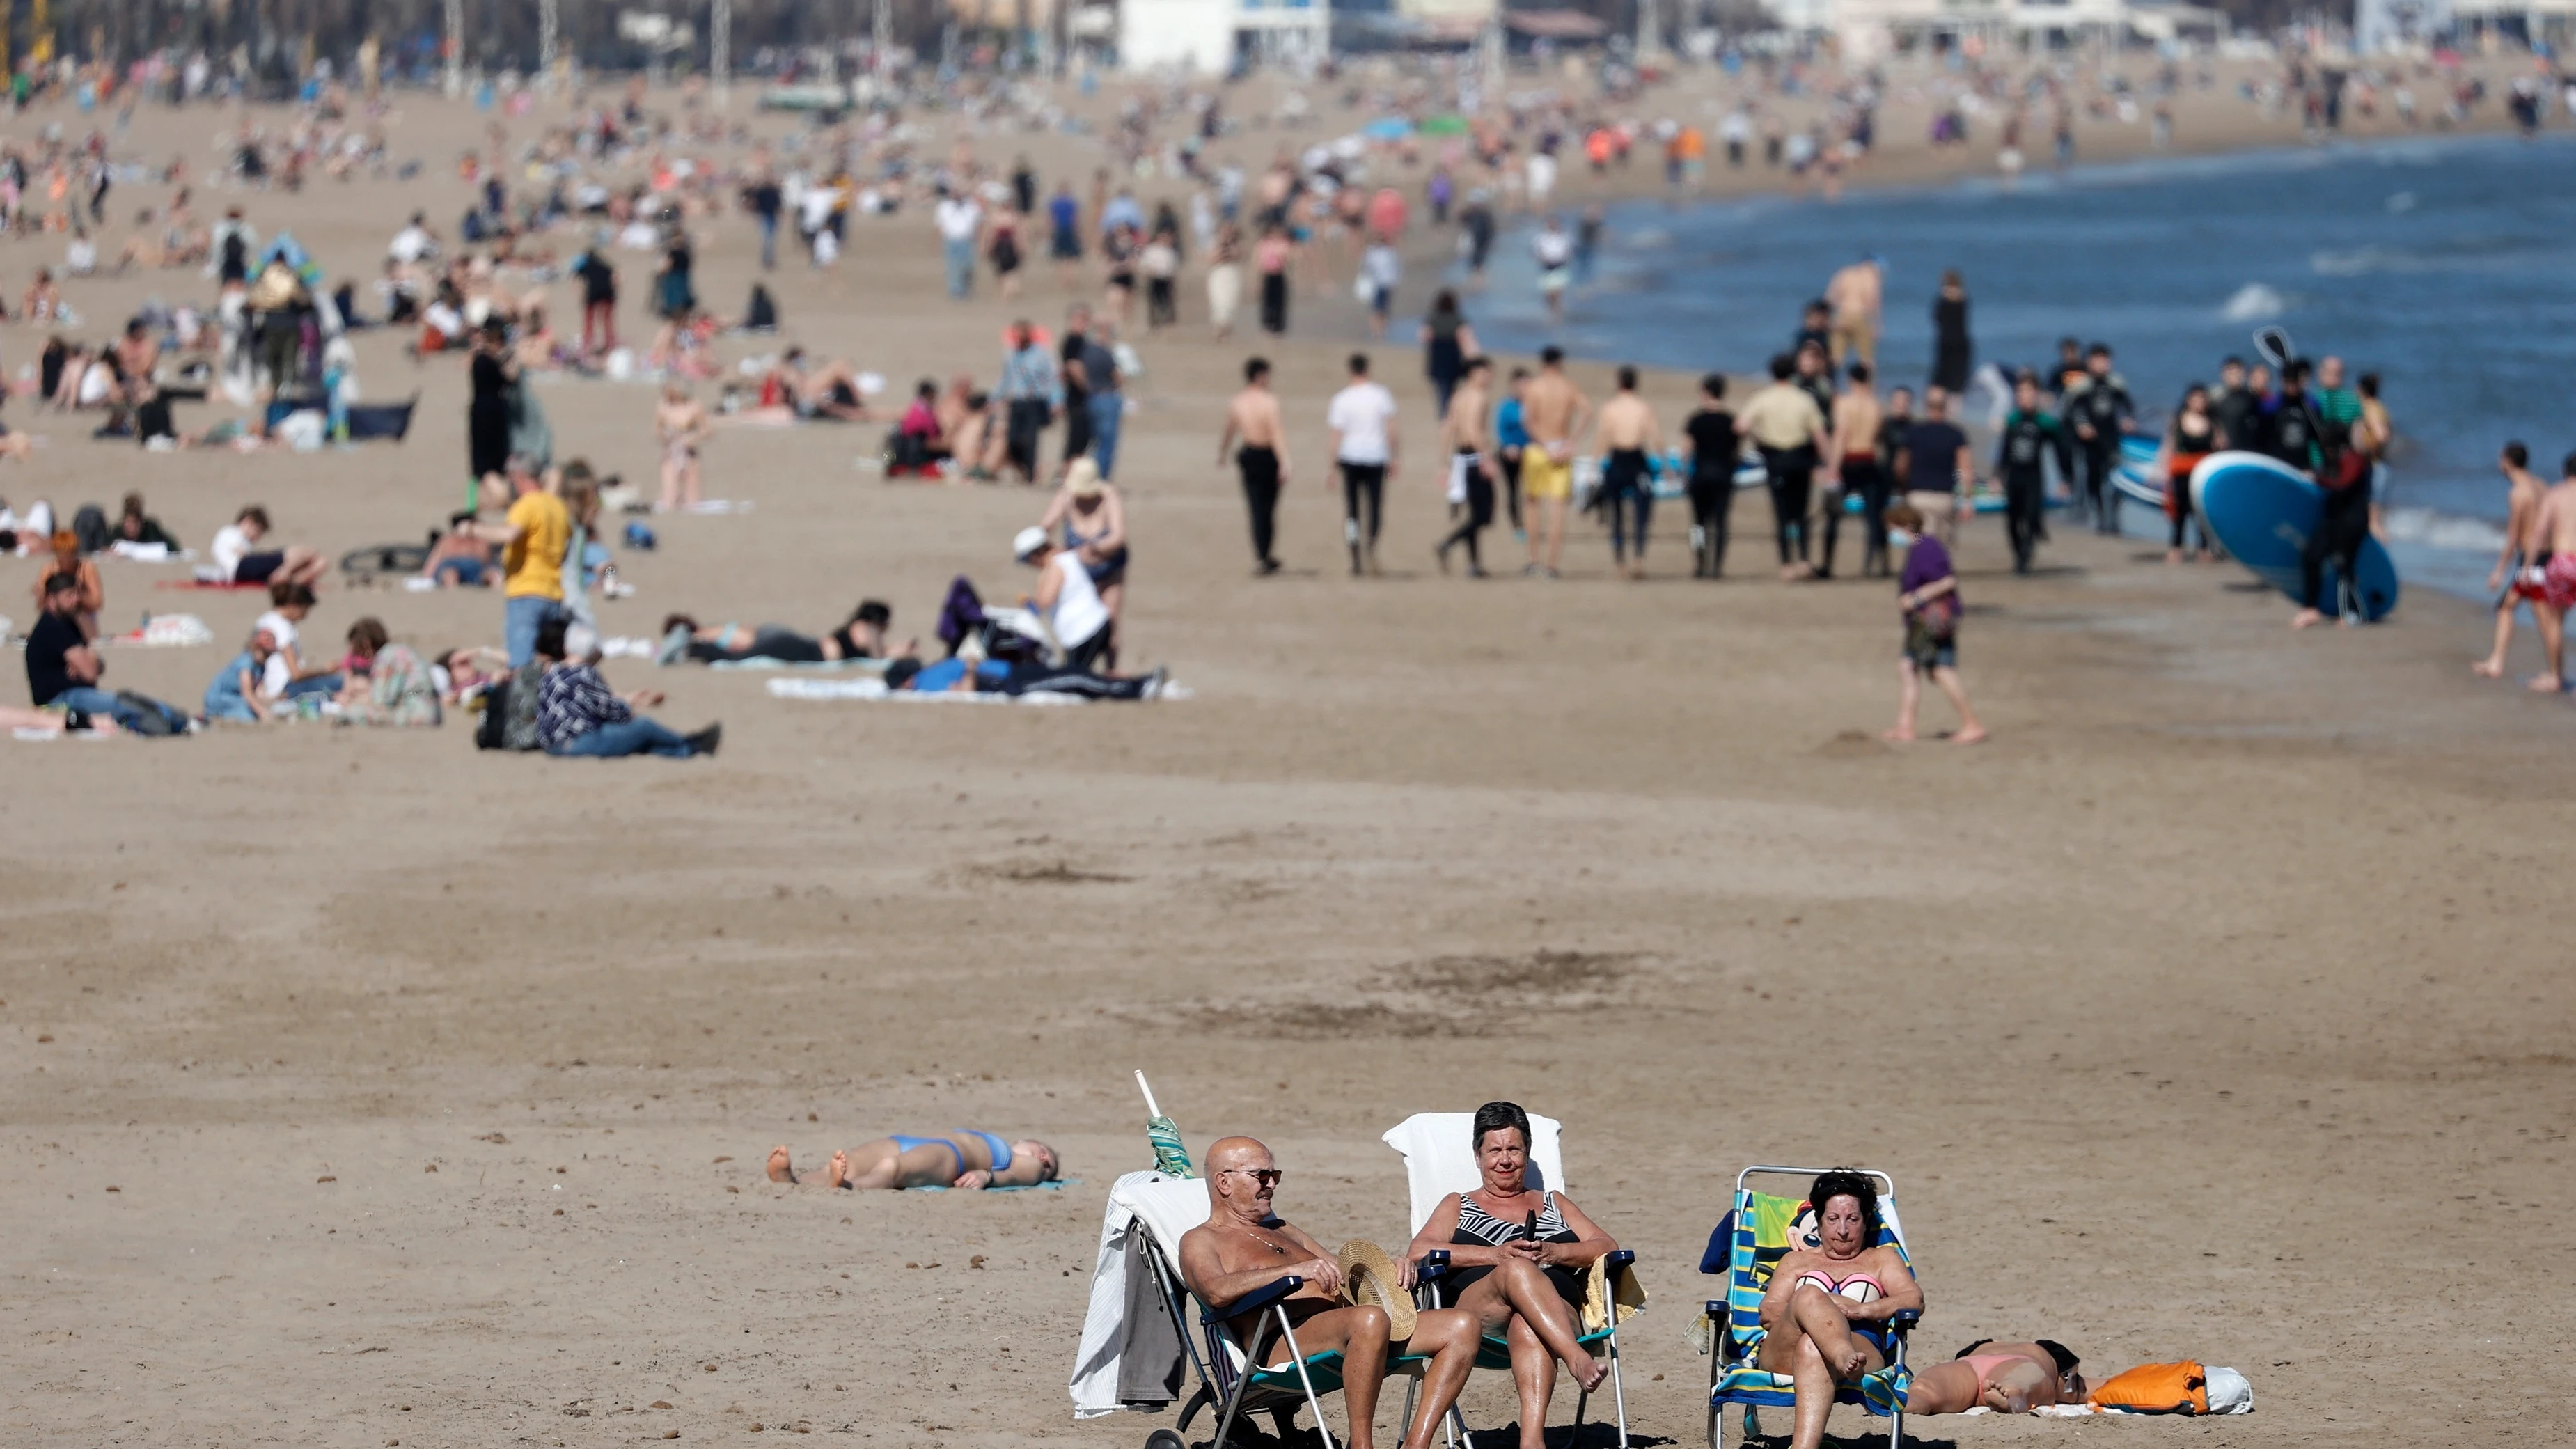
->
[934, 189, 983, 300]
[1532, 217, 1574, 322]
[1326, 352, 1400, 577]
[388, 212, 437, 265]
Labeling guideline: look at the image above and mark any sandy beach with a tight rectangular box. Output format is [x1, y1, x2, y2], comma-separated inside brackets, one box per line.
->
[5, 62, 2573, 1449]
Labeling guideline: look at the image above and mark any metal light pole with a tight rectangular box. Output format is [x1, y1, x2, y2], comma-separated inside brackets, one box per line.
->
[873, 0, 890, 76]
[539, 0, 557, 86]
[710, 0, 730, 106]
[443, 0, 463, 95]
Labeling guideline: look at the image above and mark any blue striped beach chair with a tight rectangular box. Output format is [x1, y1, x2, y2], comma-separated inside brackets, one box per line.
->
[1699, 1166, 1918, 1449]
[1115, 1175, 1431, 1449]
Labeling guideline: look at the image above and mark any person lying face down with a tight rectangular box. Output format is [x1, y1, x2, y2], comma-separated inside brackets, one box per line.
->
[764, 1131, 1060, 1191]
[1176, 1136, 1484, 1449]
[1905, 1338, 2085, 1415]
[656, 601, 897, 664]
[1753, 1168, 1928, 1449]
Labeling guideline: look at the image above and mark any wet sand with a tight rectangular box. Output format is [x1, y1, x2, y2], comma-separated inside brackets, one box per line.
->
[3, 75, 2573, 1448]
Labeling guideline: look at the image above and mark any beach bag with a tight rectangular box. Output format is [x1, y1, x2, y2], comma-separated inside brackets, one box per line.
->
[2087, 1361, 2208, 1415]
[744, 283, 778, 331]
[72, 503, 111, 555]
[474, 678, 512, 750]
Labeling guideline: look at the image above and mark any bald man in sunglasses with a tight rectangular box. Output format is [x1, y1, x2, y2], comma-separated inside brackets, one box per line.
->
[1179, 1136, 1481, 1449]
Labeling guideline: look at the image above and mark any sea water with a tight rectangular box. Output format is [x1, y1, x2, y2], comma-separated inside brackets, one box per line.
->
[1463, 131, 2576, 600]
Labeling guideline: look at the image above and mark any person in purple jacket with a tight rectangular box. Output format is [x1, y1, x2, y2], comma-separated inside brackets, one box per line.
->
[1883, 501, 1986, 745]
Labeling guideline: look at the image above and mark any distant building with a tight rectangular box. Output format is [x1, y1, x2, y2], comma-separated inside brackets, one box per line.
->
[1120, 0, 1331, 71]
[1789, 0, 2226, 54]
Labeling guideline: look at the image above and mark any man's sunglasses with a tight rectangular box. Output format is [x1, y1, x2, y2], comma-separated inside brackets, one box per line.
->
[1223, 1168, 1284, 1188]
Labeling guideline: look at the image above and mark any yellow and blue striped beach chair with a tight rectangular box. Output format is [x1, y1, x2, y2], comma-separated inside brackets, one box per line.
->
[1699, 1166, 1917, 1449]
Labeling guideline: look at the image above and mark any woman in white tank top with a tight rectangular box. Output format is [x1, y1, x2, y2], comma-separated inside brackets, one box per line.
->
[1013, 526, 1112, 669]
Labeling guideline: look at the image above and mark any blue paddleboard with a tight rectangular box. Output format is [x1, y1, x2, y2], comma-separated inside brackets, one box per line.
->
[2189, 451, 2399, 620]
[2112, 433, 2166, 512]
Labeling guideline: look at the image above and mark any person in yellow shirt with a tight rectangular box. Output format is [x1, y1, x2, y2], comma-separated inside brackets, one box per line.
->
[464, 457, 570, 665]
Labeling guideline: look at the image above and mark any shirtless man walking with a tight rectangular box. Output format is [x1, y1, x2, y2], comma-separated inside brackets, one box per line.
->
[1594, 365, 1665, 580]
[1823, 256, 1883, 370]
[1822, 361, 1887, 579]
[1518, 345, 1592, 578]
[1216, 357, 1292, 574]
[2475, 441, 2547, 680]
[654, 380, 710, 512]
[1434, 355, 1502, 577]
[1178, 1137, 1482, 1449]
[2519, 451, 2576, 692]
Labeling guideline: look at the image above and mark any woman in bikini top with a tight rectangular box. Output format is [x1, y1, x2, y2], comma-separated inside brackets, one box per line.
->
[764, 1130, 1060, 1191]
[1752, 1168, 1926, 1449]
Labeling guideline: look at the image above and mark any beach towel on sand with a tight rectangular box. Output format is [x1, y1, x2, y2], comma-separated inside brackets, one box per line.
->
[766, 677, 1159, 705]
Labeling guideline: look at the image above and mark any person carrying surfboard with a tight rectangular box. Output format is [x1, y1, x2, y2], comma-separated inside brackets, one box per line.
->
[2289, 357, 2372, 631]
[2064, 344, 2134, 536]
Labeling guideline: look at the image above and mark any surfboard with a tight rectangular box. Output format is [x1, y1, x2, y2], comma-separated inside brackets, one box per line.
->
[2112, 433, 2167, 513]
[2189, 450, 2399, 620]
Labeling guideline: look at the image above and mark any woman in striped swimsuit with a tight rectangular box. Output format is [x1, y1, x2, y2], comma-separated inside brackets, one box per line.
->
[1399, 1102, 1617, 1449]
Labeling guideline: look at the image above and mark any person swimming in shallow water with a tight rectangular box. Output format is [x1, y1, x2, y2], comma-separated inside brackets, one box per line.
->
[766, 1131, 1060, 1190]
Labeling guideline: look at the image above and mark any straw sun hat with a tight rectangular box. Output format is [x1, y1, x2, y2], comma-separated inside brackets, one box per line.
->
[1335, 1240, 1415, 1341]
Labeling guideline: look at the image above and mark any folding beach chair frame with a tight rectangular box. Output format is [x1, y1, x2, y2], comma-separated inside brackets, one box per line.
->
[1129, 1208, 1423, 1449]
[1404, 1246, 1640, 1449]
[1703, 1165, 1919, 1449]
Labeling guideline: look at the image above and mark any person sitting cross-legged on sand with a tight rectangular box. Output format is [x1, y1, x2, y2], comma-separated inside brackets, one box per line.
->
[335, 616, 442, 727]
[1397, 1100, 1615, 1449]
[1903, 1338, 2086, 1416]
[1181, 1136, 1485, 1449]
[1754, 1168, 1926, 1449]
[767, 1131, 1060, 1191]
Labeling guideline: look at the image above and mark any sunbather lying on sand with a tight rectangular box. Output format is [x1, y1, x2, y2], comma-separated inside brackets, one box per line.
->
[766, 1131, 1060, 1190]
[1755, 1168, 1925, 1449]
[657, 602, 901, 664]
[1903, 1338, 2085, 1414]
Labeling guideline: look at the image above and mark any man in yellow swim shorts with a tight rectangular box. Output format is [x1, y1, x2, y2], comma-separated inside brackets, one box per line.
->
[1518, 346, 1592, 578]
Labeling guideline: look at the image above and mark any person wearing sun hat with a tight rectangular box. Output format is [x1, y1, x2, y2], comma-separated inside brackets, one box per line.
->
[1012, 522, 1115, 671]
[1178, 1136, 1483, 1449]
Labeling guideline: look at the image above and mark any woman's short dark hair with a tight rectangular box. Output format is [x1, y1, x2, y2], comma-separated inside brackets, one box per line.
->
[269, 580, 315, 609]
[851, 600, 892, 629]
[1807, 1168, 1880, 1241]
[346, 616, 389, 655]
[1471, 1101, 1531, 1154]
[533, 617, 570, 661]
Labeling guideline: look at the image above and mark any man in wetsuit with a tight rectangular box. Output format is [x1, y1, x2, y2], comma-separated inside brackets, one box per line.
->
[1594, 365, 1664, 580]
[1994, 373, 2063, 574]
[2291, 355, 2371, 629]
[2208, 356, 2256, 456]
[2263, 359, 2319, 478]
[1680, 373, 1738, 579]
[1217, 357, 1291, 574]
[2064, 344, 2133, 534]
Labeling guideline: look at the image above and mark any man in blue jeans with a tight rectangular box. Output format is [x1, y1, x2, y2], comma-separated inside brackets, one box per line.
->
[24, 571, 159, 731]
[1069, 319, 1124, 478]
[535, 621, 720, 759]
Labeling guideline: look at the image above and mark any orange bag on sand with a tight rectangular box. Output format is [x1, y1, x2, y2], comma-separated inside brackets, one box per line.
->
[2088, 1361, 2209, 1415]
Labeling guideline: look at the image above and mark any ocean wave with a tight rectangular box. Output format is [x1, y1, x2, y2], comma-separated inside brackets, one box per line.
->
[2220, 283, 2285, 321]
[2383, 506, 2506, 552]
